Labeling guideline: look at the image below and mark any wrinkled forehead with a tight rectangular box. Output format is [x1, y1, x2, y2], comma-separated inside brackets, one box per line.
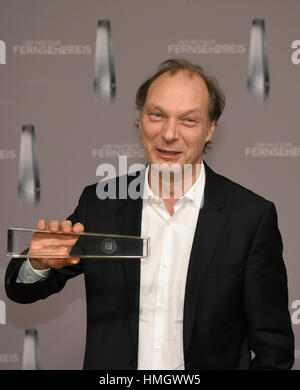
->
[145, 70, 210, 117]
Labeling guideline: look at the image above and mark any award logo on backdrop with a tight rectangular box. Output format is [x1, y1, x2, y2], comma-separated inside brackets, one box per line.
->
[18, 125, 40, 204]
[0, 300, 6, 325]
[168, 39, 246, 54]
[245, 142, 300, 157]
[0, 40, 5, 64]
[94, 20, 116, 99]
[247, 19, 270, 99]
[22, 329, 41, 370]
[12, 40, 91, 55]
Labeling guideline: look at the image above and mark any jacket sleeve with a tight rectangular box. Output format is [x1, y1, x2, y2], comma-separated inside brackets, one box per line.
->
[5, 186, 88, 304]
[244, 201, 294, 369]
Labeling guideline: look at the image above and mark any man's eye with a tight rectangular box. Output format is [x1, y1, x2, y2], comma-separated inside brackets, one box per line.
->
[149, 112, 162, 119]
[184, 118, 196, 123]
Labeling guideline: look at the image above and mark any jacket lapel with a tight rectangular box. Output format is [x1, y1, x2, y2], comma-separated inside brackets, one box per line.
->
[183, 162, 229, 354]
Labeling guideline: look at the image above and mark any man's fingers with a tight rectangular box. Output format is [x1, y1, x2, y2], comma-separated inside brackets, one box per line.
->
[31, 219, 83, 270]
[72, 222, 84, 233]
[47, 257, 80, 269]
[70, 258, 80, 265]
[36, 219, 84, 234]
[49, 220, 60, 232]
[61, 220, 72, 233]
[37, 219, 47, 231]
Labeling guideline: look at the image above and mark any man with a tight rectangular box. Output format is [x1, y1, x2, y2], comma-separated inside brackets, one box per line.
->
[5, 59, 294, 370]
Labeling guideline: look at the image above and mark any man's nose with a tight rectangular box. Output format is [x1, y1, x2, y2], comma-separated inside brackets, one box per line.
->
[161, 119, 179, 142]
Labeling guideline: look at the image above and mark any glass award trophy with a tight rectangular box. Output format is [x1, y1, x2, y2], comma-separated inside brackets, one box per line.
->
[7, 228, 150, 259]
[247, 19, 270, 99]
[18, 125, 40, 204]
[93, 19, 116, 99]
[22, 329, 41, 370]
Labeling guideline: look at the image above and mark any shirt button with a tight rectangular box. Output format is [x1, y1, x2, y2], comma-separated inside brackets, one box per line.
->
[154, 346, 161, 351]
[166, 220, 171, 226]
[162, 263, 167, 268]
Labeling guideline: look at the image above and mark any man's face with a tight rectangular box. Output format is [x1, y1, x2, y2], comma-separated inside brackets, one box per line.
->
[139, 70, 215, 169]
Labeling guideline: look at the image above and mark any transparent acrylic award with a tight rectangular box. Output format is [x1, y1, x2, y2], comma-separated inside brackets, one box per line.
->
[247, 19, 270, 99]
[7, 228, 150, 259]
[18, 125, 40, 204]
[93, 19, 116, 99]
[22, 329, 41, 370]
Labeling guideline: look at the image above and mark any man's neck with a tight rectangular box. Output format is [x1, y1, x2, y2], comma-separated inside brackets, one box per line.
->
[148, 162, 202, 216]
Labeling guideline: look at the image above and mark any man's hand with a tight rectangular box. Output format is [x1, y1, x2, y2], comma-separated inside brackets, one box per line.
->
[28, 219, 84, 270]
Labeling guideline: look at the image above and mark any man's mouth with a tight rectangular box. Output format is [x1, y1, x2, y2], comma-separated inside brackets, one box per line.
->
[156, 148, 181, 156]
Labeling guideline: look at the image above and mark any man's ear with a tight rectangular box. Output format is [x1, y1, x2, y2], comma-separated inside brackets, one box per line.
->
[206, 120, 216, 142]
[138, 114, 142, 131]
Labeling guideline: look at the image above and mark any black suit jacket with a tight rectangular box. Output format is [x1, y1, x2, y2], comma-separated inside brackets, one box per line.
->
[5, 162, 294, 370]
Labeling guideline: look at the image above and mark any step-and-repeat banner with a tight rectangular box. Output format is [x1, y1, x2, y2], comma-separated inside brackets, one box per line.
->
[0, 0, 299, 369]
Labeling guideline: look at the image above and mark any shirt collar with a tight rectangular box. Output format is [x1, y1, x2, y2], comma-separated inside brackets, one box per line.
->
[143, 162, 206, 210]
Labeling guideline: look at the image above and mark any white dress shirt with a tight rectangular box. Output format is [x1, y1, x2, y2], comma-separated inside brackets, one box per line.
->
[17, 162, 206, 370]
[138, 162, 205, 370]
